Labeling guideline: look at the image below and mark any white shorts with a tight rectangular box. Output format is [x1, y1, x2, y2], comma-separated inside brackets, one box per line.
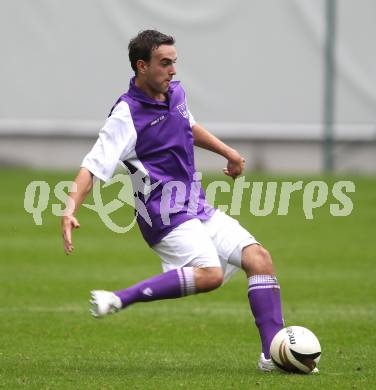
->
[152, 209, 259, 282]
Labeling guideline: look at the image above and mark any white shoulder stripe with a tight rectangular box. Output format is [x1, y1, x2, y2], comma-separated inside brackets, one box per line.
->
[81, 100, 138, 182]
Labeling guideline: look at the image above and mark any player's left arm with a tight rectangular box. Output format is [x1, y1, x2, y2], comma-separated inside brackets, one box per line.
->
[192, 122, 245, 179]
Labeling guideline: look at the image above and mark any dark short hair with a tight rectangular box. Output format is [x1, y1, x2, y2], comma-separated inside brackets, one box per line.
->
[128, 30, 175, 74]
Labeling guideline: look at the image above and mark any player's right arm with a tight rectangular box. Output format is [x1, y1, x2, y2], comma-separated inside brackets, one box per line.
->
[61, 167, 93, 255]
[61, 101, 137, 255]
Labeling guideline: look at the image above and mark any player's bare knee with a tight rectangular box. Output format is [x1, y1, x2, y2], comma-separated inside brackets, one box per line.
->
[241, 245, 274, 276]
[195, 267, 224, 292]
[204, 267, 224, 291]
[210, 268, 224, 289]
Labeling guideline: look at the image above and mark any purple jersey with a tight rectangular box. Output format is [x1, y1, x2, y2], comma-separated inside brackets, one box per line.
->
[82, 77, 214, 246]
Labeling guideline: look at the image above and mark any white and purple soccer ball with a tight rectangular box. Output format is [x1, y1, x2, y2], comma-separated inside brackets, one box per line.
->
[270, 326, 321, 374]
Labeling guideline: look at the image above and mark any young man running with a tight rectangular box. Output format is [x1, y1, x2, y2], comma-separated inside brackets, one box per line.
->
[61, 29, 284, 371]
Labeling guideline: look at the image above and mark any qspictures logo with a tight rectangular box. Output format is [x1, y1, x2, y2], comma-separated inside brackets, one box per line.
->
[23, 173, 355, 233]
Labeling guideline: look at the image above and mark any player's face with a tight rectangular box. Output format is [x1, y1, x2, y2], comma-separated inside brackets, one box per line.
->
[143, 45, 177, 95]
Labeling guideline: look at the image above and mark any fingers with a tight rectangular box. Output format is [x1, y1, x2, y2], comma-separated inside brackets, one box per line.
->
[223, 165, 243, 179]
[63, 227, 73, 255]
[72, 218, 80, 229]
[223, 169, 237, 180]
[64, 242, 73, 255]
[61, 216, 80, 255]
[223, 168, 235, 178]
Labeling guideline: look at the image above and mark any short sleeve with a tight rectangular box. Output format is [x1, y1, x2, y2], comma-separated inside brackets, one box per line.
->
[188, 109, 196, 128]
[81, 101, 137, 182]
[185, 98, 196, 127]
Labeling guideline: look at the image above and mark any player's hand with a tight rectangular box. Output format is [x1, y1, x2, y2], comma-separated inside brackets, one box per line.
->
[223, 149, 245, 179]
[61, 215, 80, 255]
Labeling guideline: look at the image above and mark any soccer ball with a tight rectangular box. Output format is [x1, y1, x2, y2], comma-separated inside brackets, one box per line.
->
[270, 326, 321, 374]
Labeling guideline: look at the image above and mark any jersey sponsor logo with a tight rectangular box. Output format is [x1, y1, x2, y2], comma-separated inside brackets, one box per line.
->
[150, 115, 166, 126]
[177, 102, 188, 119]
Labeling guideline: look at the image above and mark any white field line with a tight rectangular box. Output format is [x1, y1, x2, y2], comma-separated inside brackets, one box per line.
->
[0, 305, 374, 318]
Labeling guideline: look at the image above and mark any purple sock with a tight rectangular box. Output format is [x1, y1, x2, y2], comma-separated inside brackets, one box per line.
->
[114, 267, 196, 308]
[248, 275, 284, 359]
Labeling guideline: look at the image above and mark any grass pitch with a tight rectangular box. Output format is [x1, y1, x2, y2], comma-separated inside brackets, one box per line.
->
[0, 168, 375, 389]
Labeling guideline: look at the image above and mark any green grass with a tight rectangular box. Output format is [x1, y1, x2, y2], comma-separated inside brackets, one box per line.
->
[0, 168, 375, 389]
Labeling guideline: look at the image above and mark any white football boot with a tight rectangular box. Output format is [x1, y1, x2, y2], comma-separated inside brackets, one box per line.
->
[90, 290, 122, 318]
[257, 353, 319, 373]
[258, 353, 277, 372]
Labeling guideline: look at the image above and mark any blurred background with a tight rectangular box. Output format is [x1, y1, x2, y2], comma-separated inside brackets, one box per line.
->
[1, 2, 375, 387]
[0, 0, 375, 173]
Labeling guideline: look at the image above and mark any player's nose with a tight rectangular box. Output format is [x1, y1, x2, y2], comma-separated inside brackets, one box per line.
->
[169, 64, 176, 76]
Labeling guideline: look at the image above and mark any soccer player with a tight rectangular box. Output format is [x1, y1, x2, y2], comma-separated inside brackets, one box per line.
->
[61, 30, 284, 371]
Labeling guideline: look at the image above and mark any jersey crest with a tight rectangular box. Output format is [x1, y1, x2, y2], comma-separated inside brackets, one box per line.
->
[177, 102, 188, 119]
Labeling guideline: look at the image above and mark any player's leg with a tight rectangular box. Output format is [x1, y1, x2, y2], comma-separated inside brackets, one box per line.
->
[203, 210, 283, 363]
[90, 219, 223, 317]
[240, 244, 283, 360]
[112, 266, 223, 307]
[91, 266, 223, 317]
[194, 267, 224, 292]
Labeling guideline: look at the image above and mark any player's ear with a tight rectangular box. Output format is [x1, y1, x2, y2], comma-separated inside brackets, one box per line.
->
[136, 59, 148, 75]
